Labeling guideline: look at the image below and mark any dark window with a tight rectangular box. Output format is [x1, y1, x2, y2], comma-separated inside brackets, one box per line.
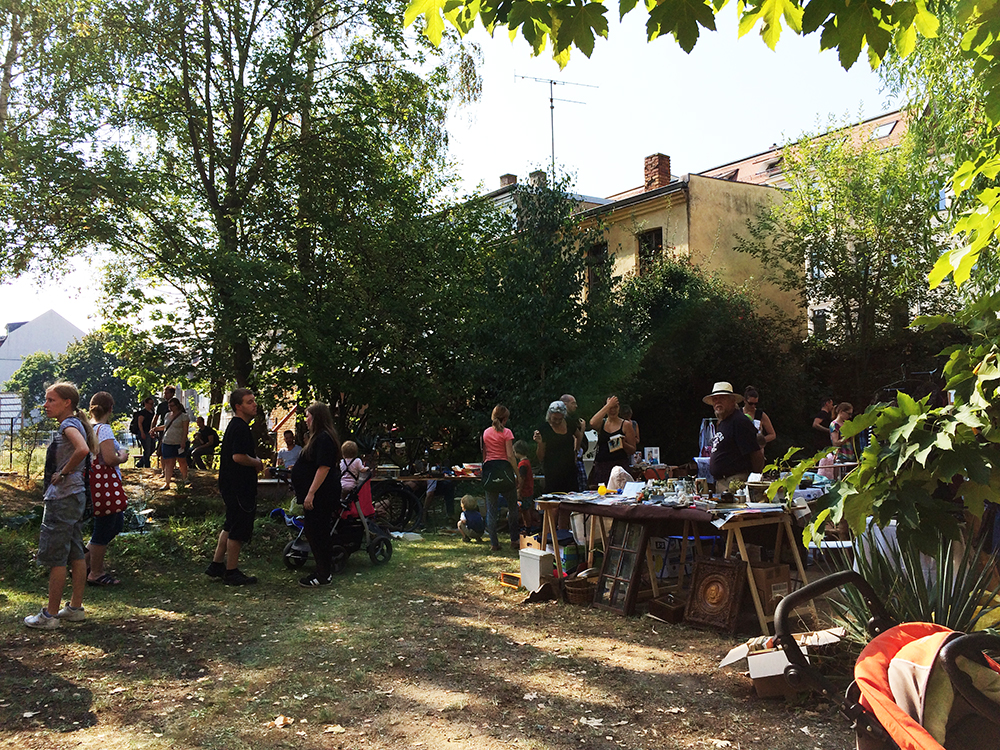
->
[587, 242, 608, 293]
[638, 228, 663, 274]
[812, 308, 828, 339]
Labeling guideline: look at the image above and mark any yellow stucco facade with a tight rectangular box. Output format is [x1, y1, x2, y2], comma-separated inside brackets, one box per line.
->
[581, 174, 800, 327]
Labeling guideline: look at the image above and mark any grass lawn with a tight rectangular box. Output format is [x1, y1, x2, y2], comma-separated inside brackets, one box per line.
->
[0, 472, 855, 750]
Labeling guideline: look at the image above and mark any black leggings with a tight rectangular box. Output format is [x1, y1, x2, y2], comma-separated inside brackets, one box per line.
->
[303, 497, 337, 578]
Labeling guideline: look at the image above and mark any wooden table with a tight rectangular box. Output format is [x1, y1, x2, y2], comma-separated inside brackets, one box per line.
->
[536, 497, 812, 630]
[536, 496, 714, 615]
[717, 509, 812, 634]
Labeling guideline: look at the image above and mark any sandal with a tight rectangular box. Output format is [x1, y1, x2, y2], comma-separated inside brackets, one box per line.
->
[87, 573, 121, 586]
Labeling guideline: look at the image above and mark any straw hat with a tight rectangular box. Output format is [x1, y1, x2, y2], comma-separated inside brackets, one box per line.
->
[702, 381, 743, 405]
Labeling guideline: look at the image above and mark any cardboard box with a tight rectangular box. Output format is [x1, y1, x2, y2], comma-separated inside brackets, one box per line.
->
[750, 562, 790, 616]
[719, 628, 844, 698]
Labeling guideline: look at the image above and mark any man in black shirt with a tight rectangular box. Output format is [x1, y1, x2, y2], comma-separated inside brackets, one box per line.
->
[812, 397, 835, 452]
[136, 397, 156, 468]
[190, 416, 220, 470]
[705, 381, 764, 493]
[206, 389, 264, 585]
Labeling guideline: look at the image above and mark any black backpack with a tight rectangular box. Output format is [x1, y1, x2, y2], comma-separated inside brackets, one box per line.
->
[129, 410, 142, 435]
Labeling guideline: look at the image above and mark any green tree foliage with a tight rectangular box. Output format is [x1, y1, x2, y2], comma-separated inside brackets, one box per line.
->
[3, 330, 137, 412]
[0, 0, 126, 280]
[404, 0, 940, 69]
[89, 0, 481, 426]
[737, 130, 956, 392]
[619, 256, 800, 463]
[460, 177, 631, 436]
[59, 331, 137, 409]
[2, 350, 57, 410]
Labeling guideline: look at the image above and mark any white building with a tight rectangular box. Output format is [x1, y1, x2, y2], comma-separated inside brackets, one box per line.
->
[0, 309, 85, 387]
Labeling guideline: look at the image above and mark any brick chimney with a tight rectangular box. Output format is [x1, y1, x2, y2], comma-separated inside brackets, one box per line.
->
[529, 170, 547, 187]
[500, 174, 517, 187]
[644, 153, 671, 191]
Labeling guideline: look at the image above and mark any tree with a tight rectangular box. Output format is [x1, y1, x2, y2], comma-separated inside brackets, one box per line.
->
[736, 128, 956, 392]
[404, 0, 941, 70]
[0, 0, 127, 280]
[59, 330, 137, 409]
[458, 176, 630, 434]
[2, 350, 57, 411]
[90, 0, 480, 422]
[618, 255, 802, 463]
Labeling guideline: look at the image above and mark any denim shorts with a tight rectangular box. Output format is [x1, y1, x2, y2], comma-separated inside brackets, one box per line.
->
[90, 511, 124, 546]
[162, 442, 182, 459]
[37, 492, 87, 567]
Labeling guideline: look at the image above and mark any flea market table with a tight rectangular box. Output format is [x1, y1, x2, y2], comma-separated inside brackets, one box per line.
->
[536, 496, 811, 631]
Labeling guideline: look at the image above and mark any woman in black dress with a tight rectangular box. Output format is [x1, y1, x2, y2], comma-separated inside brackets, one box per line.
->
[291, 402, 342, 587]
[533, 401, 578, 494]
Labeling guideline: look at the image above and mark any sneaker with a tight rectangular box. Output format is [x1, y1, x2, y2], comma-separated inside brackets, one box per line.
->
[24, 608, 60, 630]
[56, 604, 86, 622]
[205, 561, 226, 579]
[298, 573, 331, 587]
[223, 569, 258, 586]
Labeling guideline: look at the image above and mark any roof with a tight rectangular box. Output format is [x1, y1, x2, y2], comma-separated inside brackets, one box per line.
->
[698, 110, 908, 187]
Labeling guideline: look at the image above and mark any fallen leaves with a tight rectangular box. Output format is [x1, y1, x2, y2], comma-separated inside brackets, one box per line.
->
[268, 715, 294, 728]
[323, 724, 347, 734]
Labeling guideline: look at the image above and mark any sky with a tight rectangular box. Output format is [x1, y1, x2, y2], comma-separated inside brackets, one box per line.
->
[1, 9, 895, 335]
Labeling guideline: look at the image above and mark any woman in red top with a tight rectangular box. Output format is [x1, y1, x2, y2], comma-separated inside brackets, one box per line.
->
[481, 405, 520, 551]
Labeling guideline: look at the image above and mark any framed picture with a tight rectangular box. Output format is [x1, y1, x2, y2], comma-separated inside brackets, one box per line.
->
[644, 447, 660, 464]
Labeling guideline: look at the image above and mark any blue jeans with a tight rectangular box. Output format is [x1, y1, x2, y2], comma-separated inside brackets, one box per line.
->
[485, 488, 518, 548]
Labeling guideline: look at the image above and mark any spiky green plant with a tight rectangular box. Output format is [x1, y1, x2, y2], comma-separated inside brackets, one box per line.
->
[826, 525, 1000, 643]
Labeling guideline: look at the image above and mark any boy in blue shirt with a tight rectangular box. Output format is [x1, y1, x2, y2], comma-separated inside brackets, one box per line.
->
[457, 495, 485, 543]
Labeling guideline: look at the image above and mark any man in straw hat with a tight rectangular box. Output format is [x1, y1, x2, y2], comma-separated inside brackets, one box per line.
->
[704, 381, 765, 494]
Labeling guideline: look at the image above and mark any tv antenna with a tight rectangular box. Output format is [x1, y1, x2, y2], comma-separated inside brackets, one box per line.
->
[516, 74, 597, 181]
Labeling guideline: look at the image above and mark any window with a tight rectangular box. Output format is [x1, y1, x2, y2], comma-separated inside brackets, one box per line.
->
[871, 121, 897, 140]
[812, 308, 828, 339]
[587, 242, 608, 293]
[637, 228, 663, 274]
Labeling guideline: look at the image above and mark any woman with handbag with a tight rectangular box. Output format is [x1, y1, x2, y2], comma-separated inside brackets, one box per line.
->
[481, 405, 520, 552]
[154, 397, 190, 490]
[86, 391, 130, 586]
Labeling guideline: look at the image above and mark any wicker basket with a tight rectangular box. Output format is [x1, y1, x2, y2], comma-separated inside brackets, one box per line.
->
[564, 577, 596, 605]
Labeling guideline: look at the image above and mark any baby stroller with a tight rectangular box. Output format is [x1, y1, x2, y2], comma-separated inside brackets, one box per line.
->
[271, 472, 393, 574]
[774, 570, 1000, 750]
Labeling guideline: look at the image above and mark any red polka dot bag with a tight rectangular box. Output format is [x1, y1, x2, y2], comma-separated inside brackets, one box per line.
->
[89, 457, 128, 517]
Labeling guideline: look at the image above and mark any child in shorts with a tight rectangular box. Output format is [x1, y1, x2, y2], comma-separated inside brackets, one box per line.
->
[513, 440, 539, 530]
[339, 441, 367, 499]
[457, 495, 485, 542]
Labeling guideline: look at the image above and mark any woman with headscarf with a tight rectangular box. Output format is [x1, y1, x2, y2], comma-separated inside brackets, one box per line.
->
[533, 401, 578, 494]
[481, 405, 520, 551]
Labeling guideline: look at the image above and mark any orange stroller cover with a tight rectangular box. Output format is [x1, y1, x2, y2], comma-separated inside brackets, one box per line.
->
[854, 622, 1000, 750]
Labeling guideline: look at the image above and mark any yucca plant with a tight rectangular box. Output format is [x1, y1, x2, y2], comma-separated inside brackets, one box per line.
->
[824, 525, 1000, 644]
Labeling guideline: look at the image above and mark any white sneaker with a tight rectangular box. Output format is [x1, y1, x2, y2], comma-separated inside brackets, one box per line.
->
[24, 608, 61, 629]
[56, 605, 86, 622]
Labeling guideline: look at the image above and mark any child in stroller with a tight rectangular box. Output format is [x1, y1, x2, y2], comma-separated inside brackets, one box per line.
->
[271, 460, 392, 574]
